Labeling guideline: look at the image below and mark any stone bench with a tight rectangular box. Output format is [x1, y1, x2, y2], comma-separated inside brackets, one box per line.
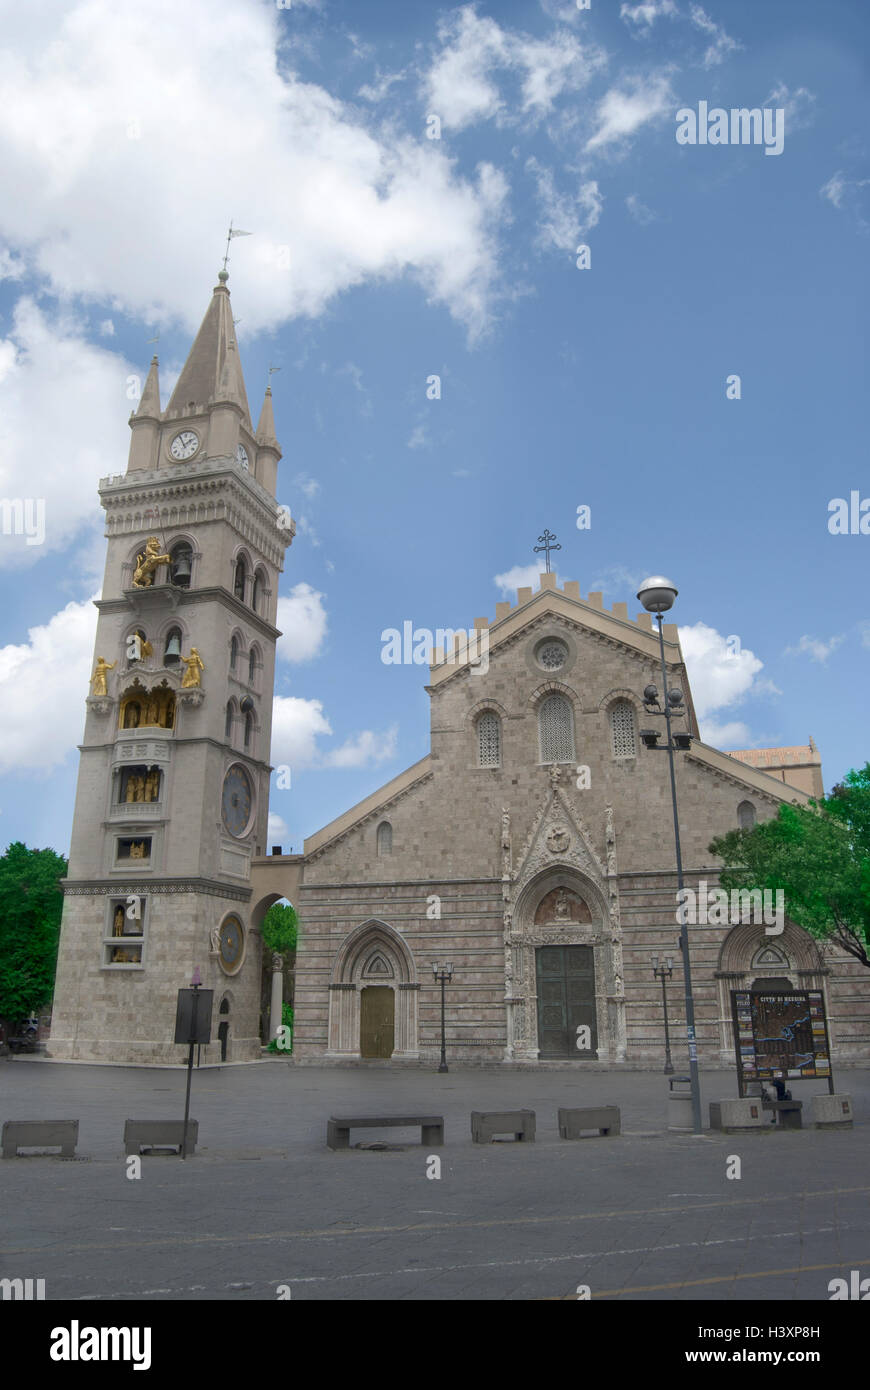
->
[124, 1119, 198, 1156]
[2, 1119, 79, 1158]
[471, 1110, 535, 1143]
[326, 1115, 444, 1151]
[558, 1106, 620, 1138]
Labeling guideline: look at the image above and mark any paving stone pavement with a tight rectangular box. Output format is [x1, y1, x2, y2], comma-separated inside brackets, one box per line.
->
[1, 1058, 868, 1302]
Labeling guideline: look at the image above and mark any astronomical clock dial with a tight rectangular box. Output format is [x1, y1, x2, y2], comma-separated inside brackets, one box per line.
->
[219, 915, 245, 974]
[222, 764, 253, 838]
[169, 430, 199, 461]
[236, 442, 249, 470]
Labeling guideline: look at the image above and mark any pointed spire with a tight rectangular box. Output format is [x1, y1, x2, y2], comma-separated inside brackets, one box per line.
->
[256, 386, 279, 450]
[165, 274, 252, 426]
[135, 356, 161, 419]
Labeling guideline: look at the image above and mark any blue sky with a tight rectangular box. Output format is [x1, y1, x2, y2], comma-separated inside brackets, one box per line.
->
[0, 0, 867, 858]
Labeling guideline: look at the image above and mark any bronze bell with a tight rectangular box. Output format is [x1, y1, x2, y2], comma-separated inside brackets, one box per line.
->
[164, 633, 182, 662]
[171, 551, 192, 584]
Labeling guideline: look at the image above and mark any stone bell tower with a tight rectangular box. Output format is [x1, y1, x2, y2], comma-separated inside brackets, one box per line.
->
[49, 270, 294, 1063]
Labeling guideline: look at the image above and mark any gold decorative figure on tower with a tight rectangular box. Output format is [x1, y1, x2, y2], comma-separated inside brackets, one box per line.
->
[129, 841, 146, 859]
[180, 647, 204, 688]
[144, 695, 160, 726]
[113, 906, 125, 936]
[132, 537, 171, 588]
[91, 657, 116, 696]
[145, 769, 160, 802]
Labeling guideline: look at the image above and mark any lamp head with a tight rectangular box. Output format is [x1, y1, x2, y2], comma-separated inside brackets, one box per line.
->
[637, 576, 678, 614]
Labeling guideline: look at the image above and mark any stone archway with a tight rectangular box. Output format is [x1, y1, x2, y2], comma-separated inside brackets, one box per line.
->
[508, 868, 619, 1063]
[715, 920, 828, 1062]
[327, 919, 419, 1059]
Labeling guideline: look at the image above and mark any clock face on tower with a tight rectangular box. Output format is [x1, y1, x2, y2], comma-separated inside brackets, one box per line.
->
[170, 430, 199, 461]
[219, 914, 245, 973]
[222, 764, 253, 838]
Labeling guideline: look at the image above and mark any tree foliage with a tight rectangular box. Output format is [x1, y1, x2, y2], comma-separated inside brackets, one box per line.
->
[709, 764, 870, 968]
[261, 900, 298, 956]
[0, 841, 67, 1027]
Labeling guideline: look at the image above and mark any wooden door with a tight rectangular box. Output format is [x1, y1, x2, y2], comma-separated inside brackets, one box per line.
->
[536, 946, 598, 1058]
[360, 986, 395, 1058]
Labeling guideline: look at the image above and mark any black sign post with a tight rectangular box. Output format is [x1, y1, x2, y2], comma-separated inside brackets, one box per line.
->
[174, 973, 213, 1159]
[731, 988, 835, 1097]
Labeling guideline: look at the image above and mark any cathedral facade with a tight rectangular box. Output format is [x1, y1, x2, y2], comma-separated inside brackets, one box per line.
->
[257, 580, 867, 1069]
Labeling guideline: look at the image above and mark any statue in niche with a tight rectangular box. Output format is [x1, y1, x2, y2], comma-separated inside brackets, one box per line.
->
[163, 693, 175, 728]
[125, 773, 144, 803]
[501, 808, 510, 850]
[112, 947, 130, 963]
[129, 841, 146, 859]
[123, 702, 141, 729]
[113, 906, 125, 936]
[209, 925, 221, 955]
[132, 537, 171, 589]
[144, 769, 160, 802]
[555, 887, 571, 919]
[91, 657, 116, 696]
[180, 648, 204, 688]
[144, 696, 160, 726]
[548, 765, 562, 789]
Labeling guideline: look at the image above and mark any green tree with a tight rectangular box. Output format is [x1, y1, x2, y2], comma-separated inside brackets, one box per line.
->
[709, 764, 870, 969]
[0, 842, 67, 1031]
[261, 900, 298, 955]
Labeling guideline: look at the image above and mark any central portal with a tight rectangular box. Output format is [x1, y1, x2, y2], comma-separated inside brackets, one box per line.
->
[536, 945, 598, 1058]
[360, 985, 395, 1058]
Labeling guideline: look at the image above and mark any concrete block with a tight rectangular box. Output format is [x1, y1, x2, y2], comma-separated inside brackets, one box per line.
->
[709, 1098, 764, 1133]
[2, 1120, 79, 1158]
[558, 1106, 620, 1138]
[471, 1109, 535, 1142]
[124, 1119, 198, 1155]
[811, 1094, 853, 1130]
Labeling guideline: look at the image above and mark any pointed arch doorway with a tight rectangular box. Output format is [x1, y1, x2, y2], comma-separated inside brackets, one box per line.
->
[327, 920, 419, 1060]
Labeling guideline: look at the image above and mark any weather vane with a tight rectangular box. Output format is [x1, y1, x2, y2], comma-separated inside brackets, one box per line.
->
[222, 220, 252, 273]
[534, 529, 561, 573]
[268, 364, 282, 389]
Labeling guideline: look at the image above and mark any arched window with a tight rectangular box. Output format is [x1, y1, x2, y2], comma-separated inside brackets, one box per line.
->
[477, 711, 501, 767]
[377, 821, 392, 856]
[225, 701, 234, 741]
[233, 557, 247, 603]
[248, 649, 257, 684]
[539, 693, 575, 764]
[610, 701, 636, 758]
[244, 712, 254, 749]
[169, 542, 193, 588]
[738, 800, 756, 830]
[229, 636, 239, 672]
[164, 626, 182, 666]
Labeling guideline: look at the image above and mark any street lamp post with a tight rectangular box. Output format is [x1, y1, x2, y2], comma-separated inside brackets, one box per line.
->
[432, 962, 453, 1073]
[637, 577, 703, 1135]
[651, 954, 675, 1074]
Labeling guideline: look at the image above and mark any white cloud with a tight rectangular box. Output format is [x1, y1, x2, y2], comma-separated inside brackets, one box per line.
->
[0, 247, 25, 281]
[407, 423, 432, 450]
[585, 72, 675, 152]
[820, 171, 870, 229]
[358, 70, 407, 103]
[276, 584, 328, 664]
[323, 725, 398, 768]
[678, 622, 763, 718]
[0, 0, 508, 340]
[699, 717, 754, 749]
[493, 563, 545, 598]
[688, 4, 741, 67]
[784, 634, 845, 664]
[98, 318, 115, 336]
[422, 5, 605, 131]
[0, 597, 97, 773]
[270, 694, 396, 772]
[589, 564, 645, 596]
[526, 159, 602, 251]
[293, 473, 320, 500]
[0, 298, 131, 569]
[620, 1, 678, 30]
[267, 812, 289, 845]
[626, 192, 657, 224]
[764, 82, 816, 132]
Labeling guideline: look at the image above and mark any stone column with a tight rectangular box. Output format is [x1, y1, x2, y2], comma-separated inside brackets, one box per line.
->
[269, 952, 284, 1042]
